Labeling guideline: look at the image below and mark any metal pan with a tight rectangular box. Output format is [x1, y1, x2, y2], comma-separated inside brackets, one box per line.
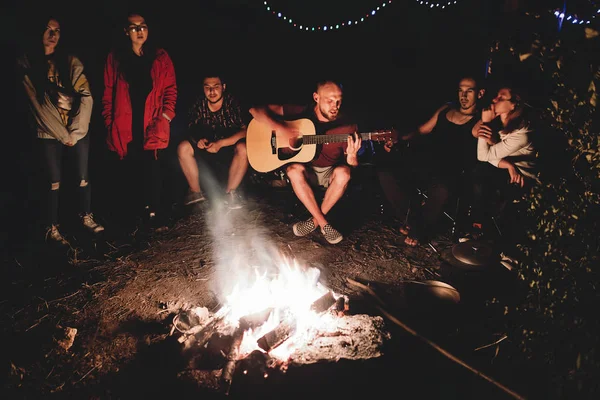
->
[405, 280, 461, 309]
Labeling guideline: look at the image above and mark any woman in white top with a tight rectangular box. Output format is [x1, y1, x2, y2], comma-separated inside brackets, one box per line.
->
[473, 86, 538, 186]
[469, 85, 539, 236]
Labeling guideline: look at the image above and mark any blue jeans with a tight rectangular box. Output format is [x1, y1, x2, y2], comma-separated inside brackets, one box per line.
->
[39, 135, 91, 225]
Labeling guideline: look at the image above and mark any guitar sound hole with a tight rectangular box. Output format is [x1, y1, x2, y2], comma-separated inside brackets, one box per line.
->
[289, 137, 303, 151]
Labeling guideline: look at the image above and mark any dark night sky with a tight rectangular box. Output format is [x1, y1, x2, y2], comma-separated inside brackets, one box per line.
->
[6, 0, 587, 128]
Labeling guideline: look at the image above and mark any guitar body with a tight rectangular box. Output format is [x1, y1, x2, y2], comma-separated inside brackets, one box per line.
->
[247, 117, 395, 173]
[247, 118, 318, 173]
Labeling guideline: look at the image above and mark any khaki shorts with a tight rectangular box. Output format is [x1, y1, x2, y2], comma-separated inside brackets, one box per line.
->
[310, 165, 336, 188]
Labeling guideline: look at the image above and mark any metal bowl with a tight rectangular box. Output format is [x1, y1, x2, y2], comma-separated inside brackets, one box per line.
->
[405, 280, 461, 309]
[421, 280, 461, 304]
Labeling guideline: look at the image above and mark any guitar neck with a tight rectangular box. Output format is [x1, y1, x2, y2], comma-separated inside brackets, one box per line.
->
[303, 132, 388, 145]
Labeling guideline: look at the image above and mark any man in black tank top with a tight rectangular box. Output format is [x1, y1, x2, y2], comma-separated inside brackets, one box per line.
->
[377, 75, 485, 246]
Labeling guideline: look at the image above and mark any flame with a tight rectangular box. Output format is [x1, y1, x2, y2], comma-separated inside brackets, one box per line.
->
[213, 257, 338, 360]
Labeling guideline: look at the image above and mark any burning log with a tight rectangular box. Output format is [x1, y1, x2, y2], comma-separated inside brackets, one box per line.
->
[257, 292, 337, 353]
[193, 316, 225, 343]
[239, 308, 274, 330]
[221, 327, 245, 395]
[257, 320, 297, 352]
[310, 291, 336, 314]
[221, 308, 275, 395]
[179, 316, 225, 350]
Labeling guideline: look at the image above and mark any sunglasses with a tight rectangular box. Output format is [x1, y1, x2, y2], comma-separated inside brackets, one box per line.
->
[126, 24, 148, 33]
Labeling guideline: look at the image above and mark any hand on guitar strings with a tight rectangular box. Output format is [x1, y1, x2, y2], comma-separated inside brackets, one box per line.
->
[346, 132, 362, 158]
[280, 123, 300, 140]
[384, 127, 399, 152]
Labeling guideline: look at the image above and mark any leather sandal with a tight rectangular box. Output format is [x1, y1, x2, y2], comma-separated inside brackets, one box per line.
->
[404, 236, 419, 247]
[399, 225, 411, 235]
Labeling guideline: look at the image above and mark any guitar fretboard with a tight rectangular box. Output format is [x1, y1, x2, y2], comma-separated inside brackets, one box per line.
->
[302, 132, 391, 145]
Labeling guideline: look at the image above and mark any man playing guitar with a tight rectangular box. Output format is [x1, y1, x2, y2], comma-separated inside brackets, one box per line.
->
[249, 79, 363, 244]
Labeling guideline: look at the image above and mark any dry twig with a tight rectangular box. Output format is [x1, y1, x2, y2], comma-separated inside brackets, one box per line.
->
[25, 314, 50, 332]
[48, 290, 81, 304]
[474, 335, 508, 352]
[75, 364, 101, 383]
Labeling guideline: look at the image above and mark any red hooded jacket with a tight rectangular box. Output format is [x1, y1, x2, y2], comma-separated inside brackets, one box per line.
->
[102, 48, 177, 159]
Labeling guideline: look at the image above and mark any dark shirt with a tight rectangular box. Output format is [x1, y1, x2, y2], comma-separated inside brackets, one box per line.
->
[431, 106, 480, 176]
[123, 51, 153, 152]
[188, 92, 249, 143]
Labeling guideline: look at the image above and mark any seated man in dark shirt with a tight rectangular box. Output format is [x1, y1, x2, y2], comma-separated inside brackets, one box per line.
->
[249, 79, 361, 244]
[378, 75, 485, 246]
[177, 74, 250, 209]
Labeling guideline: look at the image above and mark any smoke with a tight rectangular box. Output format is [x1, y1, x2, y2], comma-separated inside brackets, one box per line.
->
[196, 163, 286, 304]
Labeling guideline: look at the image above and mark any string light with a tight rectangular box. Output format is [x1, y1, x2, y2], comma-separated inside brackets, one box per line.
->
[415, 1, 458, 9]
[553, 7, 599, 26]
[263, 1, 393, 31]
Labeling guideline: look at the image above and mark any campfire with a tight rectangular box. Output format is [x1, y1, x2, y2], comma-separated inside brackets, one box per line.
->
[172, 257, 390, 394]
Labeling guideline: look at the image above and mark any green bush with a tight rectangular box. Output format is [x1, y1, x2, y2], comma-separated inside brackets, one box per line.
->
[490, 33, 599, 397]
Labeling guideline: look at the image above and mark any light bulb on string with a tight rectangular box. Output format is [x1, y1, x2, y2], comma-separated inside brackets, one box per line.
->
[416, 0, 459, 8]
[552, 6, 599, 26]
[263, 1, 395, 32]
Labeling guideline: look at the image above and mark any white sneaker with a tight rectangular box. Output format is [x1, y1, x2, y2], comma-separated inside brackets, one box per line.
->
[46, 225, 70, 245]
[82, 213, 105, 233]
[225, 190, 244, 210]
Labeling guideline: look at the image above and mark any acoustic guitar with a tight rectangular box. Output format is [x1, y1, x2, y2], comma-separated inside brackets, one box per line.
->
[246, 118, 395, 173]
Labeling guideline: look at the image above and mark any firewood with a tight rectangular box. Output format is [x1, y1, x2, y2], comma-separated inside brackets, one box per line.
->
[239, 308, 274, 330]
[310, 291, 336, 314]
[221, 327, 245, 395]
[181, 316, 224, 349]
[193, 316, 224, 345]
[257, 320, 297, 352]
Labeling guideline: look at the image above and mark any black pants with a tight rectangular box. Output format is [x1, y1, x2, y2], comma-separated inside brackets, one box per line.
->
[191, 139, 236, 197]
[376, 149, 473, 241]
[39, 135, 91, 226]
[120, 148, 165, 218]
[470, 162, 529, 226]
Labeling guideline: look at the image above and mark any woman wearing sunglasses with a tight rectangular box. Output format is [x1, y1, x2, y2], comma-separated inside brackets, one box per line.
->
[102, 12, 177, 231]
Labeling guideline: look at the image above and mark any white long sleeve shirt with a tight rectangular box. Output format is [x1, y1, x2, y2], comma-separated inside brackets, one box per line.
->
[477, 126, 538, 181]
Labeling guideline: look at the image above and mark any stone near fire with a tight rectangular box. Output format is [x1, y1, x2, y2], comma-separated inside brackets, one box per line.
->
[286, 314, 389, 366]
[56, 326, 78, 352]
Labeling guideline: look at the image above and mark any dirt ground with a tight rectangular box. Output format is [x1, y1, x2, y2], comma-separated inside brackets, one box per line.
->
[1, 182, 539, 399]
